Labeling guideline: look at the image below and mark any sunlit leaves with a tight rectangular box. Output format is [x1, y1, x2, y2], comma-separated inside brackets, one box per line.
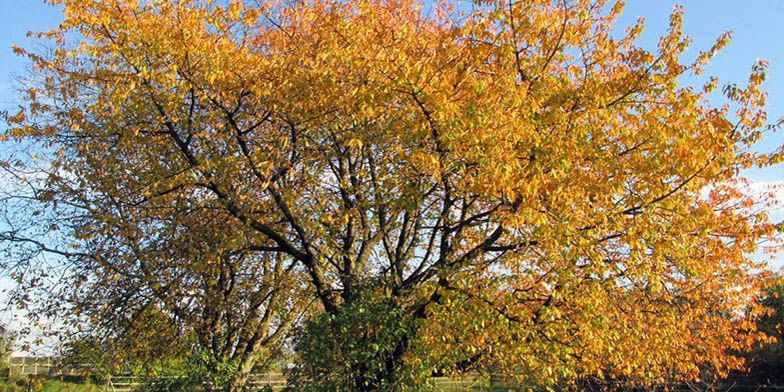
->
[3, 0, 782, 389]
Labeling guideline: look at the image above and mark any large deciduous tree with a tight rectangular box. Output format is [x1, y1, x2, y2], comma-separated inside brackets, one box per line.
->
[2, 0, 782, 390]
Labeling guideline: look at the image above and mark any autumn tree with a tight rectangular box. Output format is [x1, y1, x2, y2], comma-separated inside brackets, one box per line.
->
[2, 0, 782, 390]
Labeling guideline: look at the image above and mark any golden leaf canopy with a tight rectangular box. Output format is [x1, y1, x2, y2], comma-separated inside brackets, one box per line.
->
[4, 0, 782, 386]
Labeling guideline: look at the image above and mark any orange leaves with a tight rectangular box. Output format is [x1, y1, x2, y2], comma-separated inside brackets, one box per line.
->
[4, 0, 783, 388]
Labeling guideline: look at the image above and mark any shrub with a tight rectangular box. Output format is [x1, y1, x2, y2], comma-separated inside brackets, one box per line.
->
[286, 291, 433, 392]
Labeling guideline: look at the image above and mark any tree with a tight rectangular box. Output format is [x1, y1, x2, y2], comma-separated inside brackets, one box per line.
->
[729, 281, 784, 386]
[0, 322, 15, 378]
[2, 0, 781, 390]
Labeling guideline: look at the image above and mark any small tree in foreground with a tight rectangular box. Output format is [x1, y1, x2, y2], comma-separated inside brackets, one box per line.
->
[287, 288, 431, 392]
[2, 0, 783, 390]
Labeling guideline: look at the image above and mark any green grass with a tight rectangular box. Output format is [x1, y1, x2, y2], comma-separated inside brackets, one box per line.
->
[432, 377, 523, 392]
[37, 379, 101, 392]
[0, 378, 100, 392]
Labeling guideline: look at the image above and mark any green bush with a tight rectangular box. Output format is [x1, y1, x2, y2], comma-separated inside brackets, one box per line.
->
[130, 348, 250, 392]
[286, 291, 433, 392]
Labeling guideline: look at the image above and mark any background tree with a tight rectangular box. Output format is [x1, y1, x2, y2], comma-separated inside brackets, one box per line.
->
[61, 305, 190, 381]
[727, 281, 784, 386]
[1, 0, 782, 390]
[0, 322, 15, 378]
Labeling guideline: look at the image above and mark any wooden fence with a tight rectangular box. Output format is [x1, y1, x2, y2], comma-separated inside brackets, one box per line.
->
[102, 373, 486, 392]
[7, 356, 84, 377]
[104, 373, 288, 392]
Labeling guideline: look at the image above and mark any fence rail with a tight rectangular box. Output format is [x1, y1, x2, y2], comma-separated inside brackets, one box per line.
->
[102, 373, 489, 392]
[104, 373, 289, 392]
[6, 356, 88, 377]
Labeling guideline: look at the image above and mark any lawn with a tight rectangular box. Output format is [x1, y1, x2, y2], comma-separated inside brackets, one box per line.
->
[0, 378, 99, 392]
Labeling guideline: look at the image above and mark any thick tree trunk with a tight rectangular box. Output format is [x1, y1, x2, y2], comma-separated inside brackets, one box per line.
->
[350, 308, 414, 391]
[222, 352, 262, 392]
[223, 373, 250, 392]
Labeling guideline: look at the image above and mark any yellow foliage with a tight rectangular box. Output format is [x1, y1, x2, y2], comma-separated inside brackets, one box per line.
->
[4, 0, 782, 387]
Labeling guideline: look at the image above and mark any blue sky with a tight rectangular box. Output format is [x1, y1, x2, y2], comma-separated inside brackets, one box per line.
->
[0, 1, 62, 108]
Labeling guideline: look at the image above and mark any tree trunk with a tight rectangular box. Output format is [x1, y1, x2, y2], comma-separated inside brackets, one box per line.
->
[221, 354, 259, 392]
[223, 373, 250, 392]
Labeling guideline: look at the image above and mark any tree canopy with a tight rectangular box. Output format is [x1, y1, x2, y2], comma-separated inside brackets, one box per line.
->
[1, 0, 782, 390]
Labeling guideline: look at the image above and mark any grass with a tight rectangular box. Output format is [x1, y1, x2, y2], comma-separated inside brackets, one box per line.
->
[0, 378, 100, 392]
[38, 380, 101, 392]
[432, 376, 524, 392]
